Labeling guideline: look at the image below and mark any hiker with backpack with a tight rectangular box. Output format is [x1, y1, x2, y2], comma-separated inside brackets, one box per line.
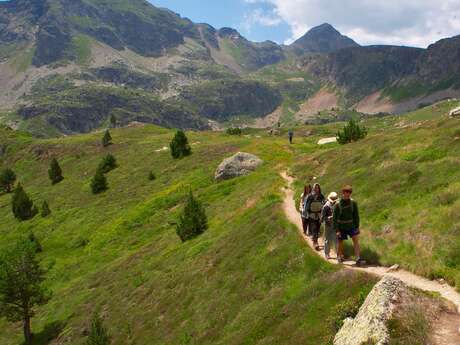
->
[299, 184, 312, 236]
[333, 185, 364, 265]
[321, 192, 338, 260]
[304, 183, 325, 250]
[288, 130, 294, 144]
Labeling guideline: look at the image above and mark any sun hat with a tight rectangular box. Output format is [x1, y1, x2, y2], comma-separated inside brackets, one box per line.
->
[342, 185, 353, 193]
[328, 192, 338, 203]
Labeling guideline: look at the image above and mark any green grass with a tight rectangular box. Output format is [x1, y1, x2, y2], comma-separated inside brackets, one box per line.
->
[71, 34, 92, 65]
[11, 47, 36, 73]
[0, 125, 376, 344]
[291, 99, 460, 287]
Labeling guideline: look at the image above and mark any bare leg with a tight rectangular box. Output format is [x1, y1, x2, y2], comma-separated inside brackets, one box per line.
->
[352, 235, 361, 259]
[337, 239, 344, 260]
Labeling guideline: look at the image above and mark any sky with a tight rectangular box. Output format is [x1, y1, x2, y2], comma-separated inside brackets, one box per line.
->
[150, 0, 460, 47]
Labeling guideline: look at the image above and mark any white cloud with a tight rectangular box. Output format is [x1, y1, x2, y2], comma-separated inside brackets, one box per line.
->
[246, 0, 460, 47]
[241, 8, 283, 34]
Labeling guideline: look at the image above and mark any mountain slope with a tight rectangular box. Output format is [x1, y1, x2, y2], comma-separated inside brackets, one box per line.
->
[290, 23, 360, 54]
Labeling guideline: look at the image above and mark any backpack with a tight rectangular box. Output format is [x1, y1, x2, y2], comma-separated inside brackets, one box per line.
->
[308, 197, 323, 220]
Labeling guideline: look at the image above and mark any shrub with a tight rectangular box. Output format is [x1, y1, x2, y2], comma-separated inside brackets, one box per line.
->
[101, 130, 112, 147]
[110, 114, 117, 128]
[48, 158, 64, 185]
[337, 119, 367, 144]
[0, 168, 16, 193]
[86, 313, 110, 345]
[11, 184, 37, 221]
[148, 171, 156, 181]
[176, 192, 208, 242]
[98, 154, 117, 174]
[41, 201, 51, 217]
[28, 232, 43, 253]
[91, 169, 108, 194]
[226, 127, 242, 135]
[170, 130, 191, 159]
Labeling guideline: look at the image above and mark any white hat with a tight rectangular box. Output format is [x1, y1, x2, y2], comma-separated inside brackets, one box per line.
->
[328, 192, 338, 203]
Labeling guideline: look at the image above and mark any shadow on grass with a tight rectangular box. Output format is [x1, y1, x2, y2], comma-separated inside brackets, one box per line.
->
[343, 241, 381, 265]
[21, 321, 66, 345]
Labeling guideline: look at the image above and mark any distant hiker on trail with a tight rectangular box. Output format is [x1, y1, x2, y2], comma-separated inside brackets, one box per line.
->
[288, 130, 294, 144]
[304, 183, 325, 250]
[299, 184, 312, 236]
[321, 192, 338, 260]
[333, 185, 364, 265]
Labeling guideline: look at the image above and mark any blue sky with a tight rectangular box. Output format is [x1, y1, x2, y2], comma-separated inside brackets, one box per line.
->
[150, 0, 292, 44]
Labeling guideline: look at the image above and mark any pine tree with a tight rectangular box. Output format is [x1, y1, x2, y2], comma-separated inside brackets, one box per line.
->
[170, 130, 191, 159]
[48, 158, 64, 185]
[102, 130, 112, 147]
[91, 169, 108, 194]
[86, 313, 110, 345]
[41, 201, 51, 217]
[176, 192, 208, 242]
[0, 238, 51, 344]
[98, 154, 117, 174]
[109, 114, 117, 128]
[148, 171, 156, 181]
[0, 167, 16, 193]
[12, 184, 37, 221]
[336, 119, 368, 144]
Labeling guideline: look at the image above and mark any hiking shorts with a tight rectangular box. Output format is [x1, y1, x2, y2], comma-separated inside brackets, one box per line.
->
[337, 228, 360, 241]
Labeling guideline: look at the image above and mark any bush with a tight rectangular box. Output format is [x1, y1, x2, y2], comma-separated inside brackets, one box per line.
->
[91, 169, 108, 194]
[11, 184, 37, 221]
[86, 313, 110, 345]
[170, 130, 191, 159]
[28, 232, 43, 253]
[148, 171, 156, 181]
[226, 127, 242, 135]
[101, 130, 112, 147]
[0, 168, 16, 193]
[176, 192, 208, 242]
[41, 201, 51, 217]
[337, 119, 367, 144]
[98, 154, 117, 174]
[48, 158, 64, 185]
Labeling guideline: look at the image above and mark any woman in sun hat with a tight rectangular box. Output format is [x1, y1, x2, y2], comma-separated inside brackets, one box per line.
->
[321, 191, 338, 260]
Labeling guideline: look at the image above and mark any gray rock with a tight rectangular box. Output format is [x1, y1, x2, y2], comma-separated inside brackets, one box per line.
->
[215, 152, 263, 182]
[449, 106, 460, 117]
[334, 276, 405, 345]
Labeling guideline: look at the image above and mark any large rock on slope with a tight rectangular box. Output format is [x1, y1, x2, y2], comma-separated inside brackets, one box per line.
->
[334, 276, 405, 345]
[215, 152, 263, 181]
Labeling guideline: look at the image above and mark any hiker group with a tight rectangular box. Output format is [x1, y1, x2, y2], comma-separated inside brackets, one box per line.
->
[299, 183, 364, 265]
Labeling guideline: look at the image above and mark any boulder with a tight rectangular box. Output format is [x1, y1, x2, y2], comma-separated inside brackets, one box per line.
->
[215, 152, 263, 181]
[449, 106, 460, 117]
[334, 276, 405, 345]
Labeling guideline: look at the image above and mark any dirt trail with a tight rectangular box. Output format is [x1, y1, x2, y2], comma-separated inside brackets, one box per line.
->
[280, 171, 460, 314]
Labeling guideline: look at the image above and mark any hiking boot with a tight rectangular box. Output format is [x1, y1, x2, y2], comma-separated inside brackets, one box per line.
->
[355, 258, 366, 266]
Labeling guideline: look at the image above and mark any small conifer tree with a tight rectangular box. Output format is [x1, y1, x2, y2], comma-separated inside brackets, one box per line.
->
[0, 168, 16, 193]
[48, 158, 64, 185]
[102, 130, 112, 147]
[86, 313, 110, 345]
[148, 171, 156, 181]
[336, 119, 368, 144]
[109, 114, 117, 128]
[91, 169, 108, 194]
[170, 130, 191, 159]
[12, 184, 37, 221]
[41, 201, 51, 217]
[0, 239, 50, 344]
[98, 154, 117, 174]
[176, 192, 208, 242]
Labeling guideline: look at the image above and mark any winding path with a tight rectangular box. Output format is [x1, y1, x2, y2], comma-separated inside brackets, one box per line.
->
[281, 171, 460, 314]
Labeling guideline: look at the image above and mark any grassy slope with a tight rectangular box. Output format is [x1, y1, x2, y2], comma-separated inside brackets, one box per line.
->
[291, 99, 460, 287]
[0, 126, 375, 344]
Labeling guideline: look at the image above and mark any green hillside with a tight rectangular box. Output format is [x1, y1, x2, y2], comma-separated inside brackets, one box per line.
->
[0, 125, 375, 344]
[292, 100, 460, 287]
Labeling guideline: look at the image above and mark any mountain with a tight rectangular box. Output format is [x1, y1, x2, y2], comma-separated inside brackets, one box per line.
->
[289, 23, 360, 54]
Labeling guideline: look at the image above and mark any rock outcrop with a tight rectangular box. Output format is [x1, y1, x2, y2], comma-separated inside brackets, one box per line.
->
[449, 106, 460, 117]
[334, 276, 405, 345]
[215, 152, 263, 181]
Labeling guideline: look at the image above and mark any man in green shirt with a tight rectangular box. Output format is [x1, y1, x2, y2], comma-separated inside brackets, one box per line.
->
[333, 185, 364, 265]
